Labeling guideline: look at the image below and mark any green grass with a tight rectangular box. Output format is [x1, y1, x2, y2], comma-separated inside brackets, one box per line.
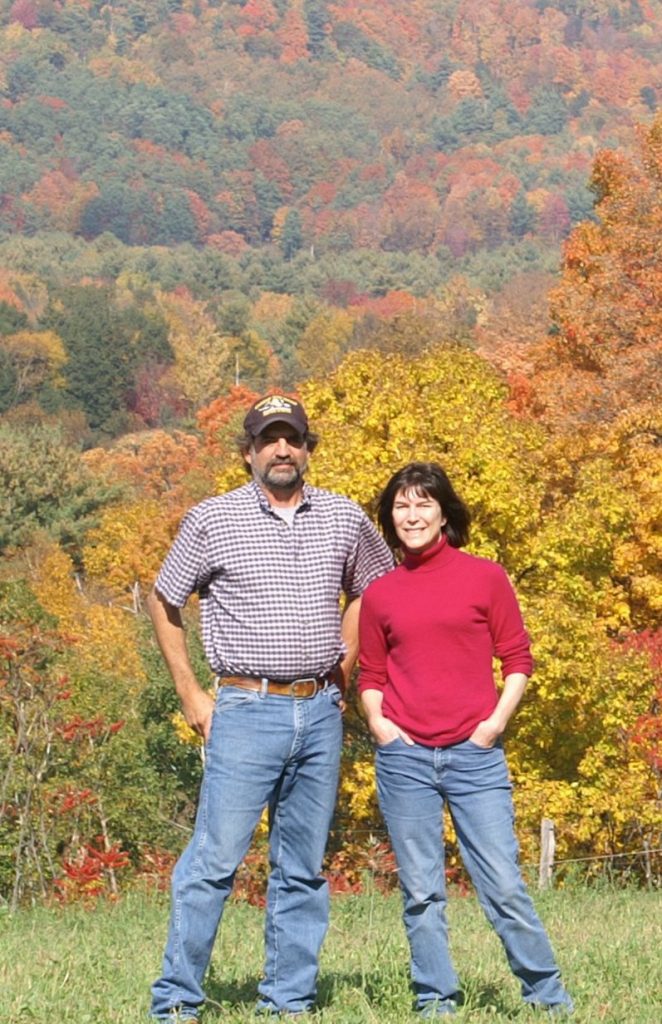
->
[1, 885, 660, 1023]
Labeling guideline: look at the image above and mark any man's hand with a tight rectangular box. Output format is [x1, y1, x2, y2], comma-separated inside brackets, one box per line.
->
[146, 587, 216, 742]
[181, 688, 216, 744]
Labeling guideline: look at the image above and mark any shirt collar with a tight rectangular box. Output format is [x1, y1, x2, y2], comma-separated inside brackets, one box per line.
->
[250, 479, 313, 514]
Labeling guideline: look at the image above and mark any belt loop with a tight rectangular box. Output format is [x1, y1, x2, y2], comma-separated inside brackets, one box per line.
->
[260, 677, 269, 698]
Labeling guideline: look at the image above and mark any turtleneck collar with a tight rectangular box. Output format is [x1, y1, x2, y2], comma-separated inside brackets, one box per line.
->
[401, 533, 457, 571]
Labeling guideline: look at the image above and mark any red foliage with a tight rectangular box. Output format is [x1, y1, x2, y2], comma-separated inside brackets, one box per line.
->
[321, 279, 361, 307]
[130, 362, 189, 428]
[57, 788, 97, 815]
[135, 847, 177, 893]
[276, 4, 309, 64]
[10, 0, 38, 30]
[171, 12, 197, 36]
[622, 630, 662, 772]
[54, 838, 130, 904]
[36, 95, 69, 111]
[57, 715, 125, 743]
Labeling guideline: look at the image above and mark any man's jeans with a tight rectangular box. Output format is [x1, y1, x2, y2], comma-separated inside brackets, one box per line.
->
[376, 738, 573, 1015]
[150, 683, 343, 1019]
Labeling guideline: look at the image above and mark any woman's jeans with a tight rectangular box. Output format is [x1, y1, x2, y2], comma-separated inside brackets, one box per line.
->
[150, 684, 343, 1019]
[376, 737, 573, 1015]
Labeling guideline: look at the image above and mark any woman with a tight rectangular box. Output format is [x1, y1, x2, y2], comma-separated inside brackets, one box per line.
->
[358, 462, 573, 1018]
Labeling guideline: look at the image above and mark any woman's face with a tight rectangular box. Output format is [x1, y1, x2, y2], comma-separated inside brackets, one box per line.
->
[392, 487, 446, 554]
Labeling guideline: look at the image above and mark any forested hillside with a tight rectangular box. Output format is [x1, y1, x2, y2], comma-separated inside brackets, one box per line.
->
[0, 1, 660, 906]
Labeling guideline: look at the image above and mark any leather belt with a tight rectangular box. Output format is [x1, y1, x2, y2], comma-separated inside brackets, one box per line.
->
[218, 672, 339, 699]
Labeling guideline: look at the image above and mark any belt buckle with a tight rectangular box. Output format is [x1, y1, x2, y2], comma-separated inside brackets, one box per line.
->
[290, 677, 317, 698]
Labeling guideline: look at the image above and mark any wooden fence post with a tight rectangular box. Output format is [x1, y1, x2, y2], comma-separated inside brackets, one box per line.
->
[539, 817, 555, 890]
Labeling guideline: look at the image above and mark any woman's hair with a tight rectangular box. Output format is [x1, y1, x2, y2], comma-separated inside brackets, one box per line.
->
[377, 462, 471, 550]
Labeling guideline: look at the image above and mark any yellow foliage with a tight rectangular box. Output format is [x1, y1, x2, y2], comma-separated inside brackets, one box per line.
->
[339, 758, 378, 822]
[251, 292, 295, 324]
[300, 346, 545, 568]
[77, 604, 146, 688]
[157, 290, 234, 407]
[295, 308, 357, 378]
[32, 545, 83, 632]
[83, 500, 179, 596]
[29, 548, 146, 708]
[0, 330, 67, 398]
[172, 711, 203, 748]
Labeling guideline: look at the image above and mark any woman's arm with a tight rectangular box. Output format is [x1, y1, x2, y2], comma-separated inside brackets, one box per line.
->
[360, 688, 414, 746]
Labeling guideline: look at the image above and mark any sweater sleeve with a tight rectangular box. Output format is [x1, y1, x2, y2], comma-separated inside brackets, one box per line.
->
[357, 585, 389, 694]
[487, 565, 534, 679]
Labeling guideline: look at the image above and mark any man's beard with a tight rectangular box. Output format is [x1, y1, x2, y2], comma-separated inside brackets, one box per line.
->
[256, 458, 306, 491]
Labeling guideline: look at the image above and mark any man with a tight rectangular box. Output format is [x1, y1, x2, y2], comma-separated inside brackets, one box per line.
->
[148, 394, 393, 1020]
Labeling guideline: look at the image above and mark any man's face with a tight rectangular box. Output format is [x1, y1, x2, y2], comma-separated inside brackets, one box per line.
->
[245, 422, 309, 493]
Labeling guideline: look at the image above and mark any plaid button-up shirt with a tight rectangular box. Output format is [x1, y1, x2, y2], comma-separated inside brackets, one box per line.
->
[155, 480, 394, 679]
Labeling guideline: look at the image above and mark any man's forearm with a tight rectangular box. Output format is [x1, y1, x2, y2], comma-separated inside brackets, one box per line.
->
[146, 587, 214, 739]
[339, 596, 361, 687]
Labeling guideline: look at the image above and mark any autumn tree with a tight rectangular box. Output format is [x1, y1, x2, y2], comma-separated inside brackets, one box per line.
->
[530, 114, 662, 428]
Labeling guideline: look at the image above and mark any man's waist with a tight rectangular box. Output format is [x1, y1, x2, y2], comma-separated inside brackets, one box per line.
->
[217, 666, 343, 699]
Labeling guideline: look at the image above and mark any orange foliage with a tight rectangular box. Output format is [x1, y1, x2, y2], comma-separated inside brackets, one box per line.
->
[276, 1, 309, 64]
[207, 231, 250, 256]
[185, 190, 214, 242]
[82, 429, 203, 504]
[529, 114, 662, 427]
[197, 385, 261, 454]
[350, 290, 417, 319]
[239, 0, 278, 31]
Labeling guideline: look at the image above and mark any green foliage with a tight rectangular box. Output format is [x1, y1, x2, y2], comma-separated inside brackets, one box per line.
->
[332, 22, 401, 79]
[41, 284, 171, 433]
[525, 87, 569, 135]
[0, 348, 18, 414]
[138, 620, 206, 835]
[0, 302, 28, 335]
[304, 0, 330, 59]
[0, 424, 116, 555]
[509, 189, 536, 238]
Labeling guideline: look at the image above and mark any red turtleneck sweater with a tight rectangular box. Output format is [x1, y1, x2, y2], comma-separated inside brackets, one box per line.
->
[357, 536, 533, 747]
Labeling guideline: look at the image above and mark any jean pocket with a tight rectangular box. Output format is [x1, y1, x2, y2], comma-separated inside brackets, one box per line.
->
[216, 686, 259, 712]
[327, 683, 343, 707]
[376, 736, 403, 750]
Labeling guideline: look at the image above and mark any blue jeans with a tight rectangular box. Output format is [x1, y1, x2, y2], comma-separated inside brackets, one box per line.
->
[376, 738, 573, 1016]
[150, 684, 343, 1019]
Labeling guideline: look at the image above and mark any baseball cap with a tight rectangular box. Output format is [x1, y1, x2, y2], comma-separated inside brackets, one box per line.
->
[243, 395, 309, 437]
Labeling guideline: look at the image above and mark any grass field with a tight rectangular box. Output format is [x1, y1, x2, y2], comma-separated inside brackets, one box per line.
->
[1, 884, 660, 1023]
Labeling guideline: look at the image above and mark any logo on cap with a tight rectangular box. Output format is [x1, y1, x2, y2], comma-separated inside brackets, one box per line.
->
[244, 394, 309, 437]
[254, 396, 298, 417]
